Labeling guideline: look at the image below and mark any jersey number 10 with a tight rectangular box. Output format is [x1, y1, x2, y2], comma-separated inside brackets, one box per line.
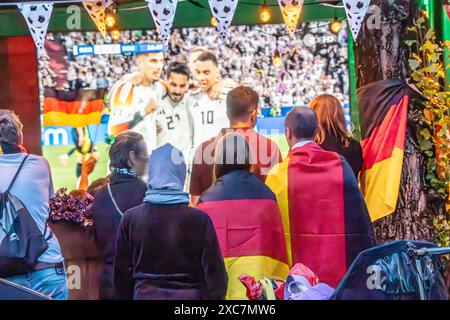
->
[201, 111, 214, 125]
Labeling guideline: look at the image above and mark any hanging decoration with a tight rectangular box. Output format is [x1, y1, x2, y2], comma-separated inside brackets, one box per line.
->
[208, 0, 239, 41]
[277, 0, 304, 37]
[146, 0, 178, 49]
[342, 0, 371, 40]
[17, 2, 54, 57]
[82, 0, 114, 38]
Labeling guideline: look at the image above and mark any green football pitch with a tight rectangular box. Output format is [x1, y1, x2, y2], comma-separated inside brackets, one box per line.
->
[43, 144, 110, 191]
[43, 134, 289, 191]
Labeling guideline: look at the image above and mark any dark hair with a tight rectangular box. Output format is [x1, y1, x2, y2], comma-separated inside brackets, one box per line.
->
[196, 52, 219, 66]
[167, 61, 191, 79]
[285, 107, 318, 140]
[109, 131, 145, 170]
[226, 86, 259, 120]
[0, 109, 23, 145]
[214, 133, 252, 180]
[87, 178, 110, 197]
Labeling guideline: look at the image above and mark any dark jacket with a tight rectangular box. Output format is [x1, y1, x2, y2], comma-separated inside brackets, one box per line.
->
[114, 203, 228, 300]
[91, 173, 147, 299]
[320, 133, 363, 179]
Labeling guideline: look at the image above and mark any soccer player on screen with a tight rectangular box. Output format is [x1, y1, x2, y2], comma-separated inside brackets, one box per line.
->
[155, 62, 193, 160]
[108, 51, 165, 152]
[189, 52, 235, 149]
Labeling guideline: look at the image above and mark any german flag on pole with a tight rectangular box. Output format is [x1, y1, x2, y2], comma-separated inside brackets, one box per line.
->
[266, 142, 376, 288]
[197, 171, 289, 300]
[43, 87, 105, 127]
[358, 80, 410, 222]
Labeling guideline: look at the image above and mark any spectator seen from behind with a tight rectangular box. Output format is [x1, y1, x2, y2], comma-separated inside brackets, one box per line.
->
[114, 144, 228, 300]
[91, 131, 148, 299]
[0, 109, 68, 300]
[266, 107, 376, 288]
[197, 134, 289, 299]
[310, 94, 363, 179]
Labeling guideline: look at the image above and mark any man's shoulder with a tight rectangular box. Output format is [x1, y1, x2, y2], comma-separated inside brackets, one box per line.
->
[194, 136, 217, 156]
[253, 131, 281, 151]
[22, 154, 50, 168]
[0, 153, 48, 167]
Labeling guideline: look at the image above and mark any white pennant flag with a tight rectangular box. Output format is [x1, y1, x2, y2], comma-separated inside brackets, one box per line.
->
[82, 0, 113, 38]
[208, 0, 238, 41]
[17, 3, 54, 57]
[277, 0, 304, 37]
[146, 0, 178, 49]
[343, 0, 371, 40]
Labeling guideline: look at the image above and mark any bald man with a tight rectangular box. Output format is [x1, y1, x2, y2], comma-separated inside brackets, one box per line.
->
[266, 107, 376, 288]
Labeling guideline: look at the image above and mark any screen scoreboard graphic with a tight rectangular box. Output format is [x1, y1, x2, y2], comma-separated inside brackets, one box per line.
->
[73, 42, 164, 56]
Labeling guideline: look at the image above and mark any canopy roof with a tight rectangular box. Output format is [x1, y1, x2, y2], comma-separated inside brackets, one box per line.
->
[0, 0, 346, 36]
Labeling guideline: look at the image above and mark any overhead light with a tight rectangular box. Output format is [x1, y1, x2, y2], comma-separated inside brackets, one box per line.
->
[111, 29, 121, 41]
[330, 16, 341, 34]
[259, 4, 272, 23]
[105, 13, 116, 28]
[273, 50, 282, 67]
[211, 17, 218, 27]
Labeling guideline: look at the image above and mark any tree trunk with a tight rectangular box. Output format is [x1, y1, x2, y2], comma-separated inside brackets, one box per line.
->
[353, 0, 444, 243]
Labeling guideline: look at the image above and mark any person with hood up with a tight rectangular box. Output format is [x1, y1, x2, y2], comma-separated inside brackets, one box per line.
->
[113, 144, 228, 300]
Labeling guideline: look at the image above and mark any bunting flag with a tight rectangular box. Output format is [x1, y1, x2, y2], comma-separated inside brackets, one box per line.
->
[82, 0, 114, 38]
[266, 142, 376, 288]
[358, 80, 410, 222]
[208, 0, 238, 40]
[43, 87, 106, 127]
[146, 0, 178, 49]
[343, 0, 371, 40]
[17, 3, 54, 57]
[445, 4, 450, 21]
[197, 171, 289, 300]
[277, 0, 304, 37]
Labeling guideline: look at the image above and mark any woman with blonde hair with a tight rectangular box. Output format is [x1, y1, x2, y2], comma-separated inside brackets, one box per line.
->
[310, 94, 363, 179]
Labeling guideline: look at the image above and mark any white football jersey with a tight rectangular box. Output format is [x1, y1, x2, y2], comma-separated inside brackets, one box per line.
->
[155, 94, 193, 157]
[189, 83, 233, 149]
[108, 75, 165, 152]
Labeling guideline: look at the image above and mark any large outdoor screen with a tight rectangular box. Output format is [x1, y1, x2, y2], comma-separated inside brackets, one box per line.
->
[38, 22, 350, 190]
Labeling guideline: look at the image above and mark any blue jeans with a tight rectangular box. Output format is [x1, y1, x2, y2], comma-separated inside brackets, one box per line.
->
[5, 266, 69, 300]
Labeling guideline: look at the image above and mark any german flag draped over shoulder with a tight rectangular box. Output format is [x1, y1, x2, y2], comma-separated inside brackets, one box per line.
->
[266, 142, 376, 288]
[43, 87, 105, 127]
[197, 171, 289, 300]
[358, 80, 411, 222]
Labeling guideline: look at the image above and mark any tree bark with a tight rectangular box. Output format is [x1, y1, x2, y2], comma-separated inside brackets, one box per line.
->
[353, 0, 444, 243]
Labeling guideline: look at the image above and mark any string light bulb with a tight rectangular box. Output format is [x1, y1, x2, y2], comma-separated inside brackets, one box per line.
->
[210, 17, 218, 27]
[259, 4, 272, 23]
[273, 50, 282, 67]
[111, 29, 121, 40]
[105, 13, 116, 28]
[330, 17, 341, 34]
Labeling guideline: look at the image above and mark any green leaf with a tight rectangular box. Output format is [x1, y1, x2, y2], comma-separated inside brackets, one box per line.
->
[420, 128, 432, 139]
[422, 40, 436, 53]
[420, 138, 433, 151]
[409, 59, 421, 70]
[405, 40, 417, 47]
